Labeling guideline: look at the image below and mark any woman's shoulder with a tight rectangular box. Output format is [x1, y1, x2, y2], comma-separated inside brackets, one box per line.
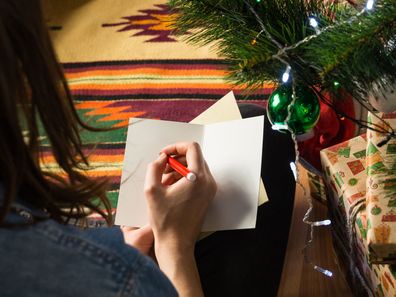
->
[0, 219, 177, 297]
[42, 220, 178, 295]
[37, 219, 140, 266]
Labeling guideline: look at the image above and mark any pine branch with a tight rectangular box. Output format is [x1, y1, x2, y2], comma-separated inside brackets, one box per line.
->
[304, 0, 396, 100]
[169, 0, 396, 101]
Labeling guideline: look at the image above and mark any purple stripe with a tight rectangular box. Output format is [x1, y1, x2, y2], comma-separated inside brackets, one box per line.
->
[105, 99, 266, 108]
[64, 63, 226, 73]
[107, 177, 121, 184]
[71, 88, 271, 96]
[78, 99, 265, 123]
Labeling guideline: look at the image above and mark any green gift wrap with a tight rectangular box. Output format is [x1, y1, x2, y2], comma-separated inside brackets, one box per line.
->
[366, 112, 396, 264]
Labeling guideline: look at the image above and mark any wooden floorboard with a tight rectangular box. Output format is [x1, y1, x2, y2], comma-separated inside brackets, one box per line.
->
[277, 166, 352, 297]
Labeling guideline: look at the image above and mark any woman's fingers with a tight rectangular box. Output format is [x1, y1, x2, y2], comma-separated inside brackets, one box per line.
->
[121, 225, 154, 255]
[160, 142, 190, 155]
[160, 142, 204, 172]
[162, 171, 183, 185]
[163, 156, 186, 174]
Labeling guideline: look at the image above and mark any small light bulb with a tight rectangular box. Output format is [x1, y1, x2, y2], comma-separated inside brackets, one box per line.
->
[309, 17, 318, 28]
[282, 72, 290, 83]
[366, 0, 374, 10]
[271, 124, 288, 131]
[282, 65, 291, 83]
[312, 219, 331, 226]
[290, 162, 297, 181]
[314, 265, 333, 277]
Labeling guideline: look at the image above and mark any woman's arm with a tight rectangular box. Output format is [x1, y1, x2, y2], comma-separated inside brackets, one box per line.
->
[144, 142, 217, 297]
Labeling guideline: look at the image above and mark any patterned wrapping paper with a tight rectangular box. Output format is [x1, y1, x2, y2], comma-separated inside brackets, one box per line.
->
[372, 264, 396, 297]
[355, 211, 396, 297]
[320, 135, 368, 223]
[307, 170, 328, 203]
[321, 112, 396, 264]
[298, 157, 328, 203]
[320, 121, 396, 296]
[366, 112, 396, 263]
[320, 135, 375, 296]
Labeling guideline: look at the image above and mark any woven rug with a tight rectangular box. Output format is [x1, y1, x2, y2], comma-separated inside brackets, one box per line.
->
[45, 0, 272, 211]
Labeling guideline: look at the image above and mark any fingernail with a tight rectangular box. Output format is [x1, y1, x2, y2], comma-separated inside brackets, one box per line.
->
[157, 153, 167, 161]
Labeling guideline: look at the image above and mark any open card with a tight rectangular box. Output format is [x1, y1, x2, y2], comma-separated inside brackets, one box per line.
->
[115, 115, 264, 231]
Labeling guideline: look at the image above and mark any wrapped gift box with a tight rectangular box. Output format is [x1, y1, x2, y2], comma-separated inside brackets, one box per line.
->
[366, 112, 396, 263]
[320, 135, 375, 296]
[355, 211, 396, 297]
[320, 111, 396, 264]
[320, 114, 396, 296]
[320, 135, 368, 224]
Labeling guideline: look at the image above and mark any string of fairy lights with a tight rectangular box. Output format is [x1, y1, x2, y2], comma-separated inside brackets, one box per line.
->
[243, 0, 390, 279]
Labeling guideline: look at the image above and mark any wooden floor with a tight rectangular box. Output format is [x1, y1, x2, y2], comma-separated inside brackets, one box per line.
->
[277, 166, 353, 297]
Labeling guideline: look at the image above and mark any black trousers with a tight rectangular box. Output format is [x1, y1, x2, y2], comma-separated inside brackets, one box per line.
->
[195, 104, 296, 297]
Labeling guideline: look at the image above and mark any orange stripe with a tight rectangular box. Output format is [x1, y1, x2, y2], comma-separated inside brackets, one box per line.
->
[132, 20, 159, 25]
[75, 101, 110, 109]
[66, 68, 228, 79]
[43, 170, 122, 179]
[41, 154, 124, 163]
[85, 170, 122, 178]
[69, 82, 243, 90]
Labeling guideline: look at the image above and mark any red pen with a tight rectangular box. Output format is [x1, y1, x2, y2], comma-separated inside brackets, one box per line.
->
[167, 155, 197, 182]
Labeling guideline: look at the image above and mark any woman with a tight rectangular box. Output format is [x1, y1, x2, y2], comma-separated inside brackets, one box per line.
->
[0, 1, 216, 296]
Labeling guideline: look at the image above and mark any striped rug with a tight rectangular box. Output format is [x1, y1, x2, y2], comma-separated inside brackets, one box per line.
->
[42, 0, 274, 218]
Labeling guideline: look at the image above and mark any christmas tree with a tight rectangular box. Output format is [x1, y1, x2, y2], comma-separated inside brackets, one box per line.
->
[169, 0, 395, 134]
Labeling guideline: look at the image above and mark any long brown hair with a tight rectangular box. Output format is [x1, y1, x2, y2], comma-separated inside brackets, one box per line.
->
[0, 0, 113, 225]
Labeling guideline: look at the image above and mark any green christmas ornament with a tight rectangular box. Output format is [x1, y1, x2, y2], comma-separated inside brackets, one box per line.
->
[267, 84, 320, 135]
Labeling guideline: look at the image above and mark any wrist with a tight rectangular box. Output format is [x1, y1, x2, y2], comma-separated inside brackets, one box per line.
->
[155, 239, 195, 263]
[153, 231, 196, 256]
[155, 244, 203, 297]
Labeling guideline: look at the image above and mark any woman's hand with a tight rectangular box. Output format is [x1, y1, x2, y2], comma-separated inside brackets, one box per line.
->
[144, 142, 216, 253]
[121, 225, 154, 257]
[143, 142, 217, 297]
